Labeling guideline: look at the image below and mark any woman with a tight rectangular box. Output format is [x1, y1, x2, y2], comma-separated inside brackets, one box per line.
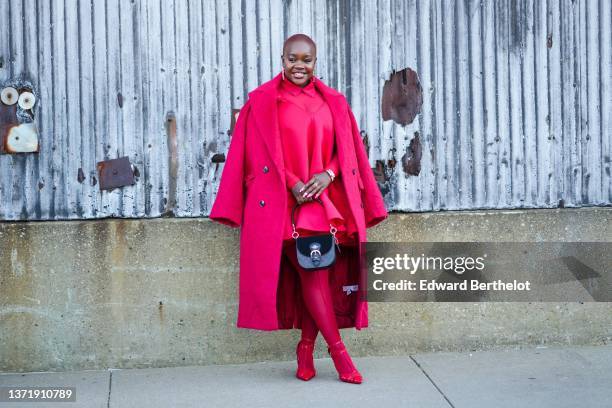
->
[210, 34, 388, 384]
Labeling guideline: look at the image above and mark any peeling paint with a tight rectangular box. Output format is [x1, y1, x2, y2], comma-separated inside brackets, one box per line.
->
[381, 68, 423, 126]
[77, 168, 85, 183]
[211, 153, 225, 163]
[401, 132, 422, 176]
[228, 108, 240, 135]
[360, 131, 369, 159]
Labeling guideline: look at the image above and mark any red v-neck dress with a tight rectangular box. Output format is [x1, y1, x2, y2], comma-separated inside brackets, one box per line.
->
[277, 76, 358, 246]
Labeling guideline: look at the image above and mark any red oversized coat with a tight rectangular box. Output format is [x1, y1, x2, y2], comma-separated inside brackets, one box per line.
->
[209, 72, 388, 331]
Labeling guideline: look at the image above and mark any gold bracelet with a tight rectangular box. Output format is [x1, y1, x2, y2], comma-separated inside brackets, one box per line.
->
[325, 168, 335, 182]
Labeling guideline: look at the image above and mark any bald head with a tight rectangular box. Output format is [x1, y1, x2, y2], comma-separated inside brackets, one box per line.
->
[281, 34, 317, 87]
[282, 34, 317, 57]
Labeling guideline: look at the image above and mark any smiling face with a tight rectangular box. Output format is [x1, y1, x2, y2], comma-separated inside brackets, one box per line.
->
[281, 37, 317, 87]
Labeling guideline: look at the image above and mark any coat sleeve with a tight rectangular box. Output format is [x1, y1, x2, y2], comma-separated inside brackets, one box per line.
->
[325, 149, 341, 177]
[285, 168, 301, 191]
[209, 99, 252, 228]
[347, 104, 389, 229]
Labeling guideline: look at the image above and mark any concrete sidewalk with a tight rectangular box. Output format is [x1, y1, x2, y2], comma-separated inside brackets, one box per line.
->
[1, 344, 610, 408]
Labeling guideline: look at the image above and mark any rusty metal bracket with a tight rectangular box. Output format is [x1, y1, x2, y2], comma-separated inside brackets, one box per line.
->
[1, 81, 39, 154]
[164, 112, 178, 215]
[96, 156, 136, 191]
[0, 104, 38, 154]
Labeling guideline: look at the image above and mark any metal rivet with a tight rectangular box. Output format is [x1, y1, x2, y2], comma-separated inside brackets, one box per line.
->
[259, 200, 265, 207]
[263, 165, 269, 173]
[1, 87, 18, 105]
[17, 92, 36, 110]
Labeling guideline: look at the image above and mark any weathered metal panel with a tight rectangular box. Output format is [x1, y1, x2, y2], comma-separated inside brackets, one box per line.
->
[0, 0, 610, 220]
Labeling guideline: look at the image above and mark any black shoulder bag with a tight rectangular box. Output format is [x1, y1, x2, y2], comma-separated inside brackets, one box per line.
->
[291, 198, 341, 271]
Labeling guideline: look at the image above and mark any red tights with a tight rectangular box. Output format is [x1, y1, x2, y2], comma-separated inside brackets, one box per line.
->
[282, 240, 340, 345]
[283, 240, 363, 383]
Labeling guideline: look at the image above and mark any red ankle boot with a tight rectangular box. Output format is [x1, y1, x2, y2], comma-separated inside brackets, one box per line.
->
[327, 341, 363, 384]
[296, 339, 316, 381]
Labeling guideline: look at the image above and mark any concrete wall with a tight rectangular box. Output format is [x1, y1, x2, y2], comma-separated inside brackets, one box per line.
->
[1, 207, 611, 372]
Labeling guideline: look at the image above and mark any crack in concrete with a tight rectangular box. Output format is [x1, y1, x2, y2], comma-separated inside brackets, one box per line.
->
[106, 370, 113, 408]
[410, 355, 455, 408]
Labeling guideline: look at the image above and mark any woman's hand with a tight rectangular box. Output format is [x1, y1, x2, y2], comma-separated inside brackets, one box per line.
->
[291, 181, 312, 204]
[299, 172, 332, 200]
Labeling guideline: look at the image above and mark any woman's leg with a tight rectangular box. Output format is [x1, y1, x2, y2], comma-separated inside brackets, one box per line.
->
[300, 305, 319, 342]
[283, 243, 340, 345]
[284, 243, 362, 383]
[295, 267, 341, 346]
[283, 241, 318, 380]
[282, 240, 320, 342]
[296, 297, 319, 380]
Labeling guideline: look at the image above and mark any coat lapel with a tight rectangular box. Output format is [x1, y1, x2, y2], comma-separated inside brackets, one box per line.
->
[248, 72, 349, 178]
[248, 85, 284, 177]
[318, 86, 351, 171]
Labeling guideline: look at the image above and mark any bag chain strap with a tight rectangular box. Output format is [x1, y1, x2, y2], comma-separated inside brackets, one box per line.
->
[291, 197, 340, 246]
[292, 223, 338, 245]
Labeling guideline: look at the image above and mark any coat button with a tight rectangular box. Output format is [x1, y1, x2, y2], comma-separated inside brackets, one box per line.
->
[352, 168, 356, 175]
[263, 165, 269, 173]
[259, 200, 265, 207]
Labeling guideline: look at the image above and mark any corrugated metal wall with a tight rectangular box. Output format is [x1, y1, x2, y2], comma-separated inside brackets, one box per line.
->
[0, 0, 610, 220]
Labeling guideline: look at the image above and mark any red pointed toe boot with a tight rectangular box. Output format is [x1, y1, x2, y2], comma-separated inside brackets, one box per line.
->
[296, 339, 316, 381]
[327, 341, 363, 384]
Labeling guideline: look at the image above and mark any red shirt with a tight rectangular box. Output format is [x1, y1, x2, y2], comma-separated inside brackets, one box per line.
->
[277, 76, 358, 245]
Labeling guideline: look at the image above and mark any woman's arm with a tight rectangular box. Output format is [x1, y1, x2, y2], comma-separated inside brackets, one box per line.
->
[285, 168, 301, 191]
[301, 150, 339, 199]
[325, 150, 340, 177]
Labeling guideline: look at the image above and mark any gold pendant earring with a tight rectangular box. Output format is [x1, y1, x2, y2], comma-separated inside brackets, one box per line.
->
[281, 70, 285, 81]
